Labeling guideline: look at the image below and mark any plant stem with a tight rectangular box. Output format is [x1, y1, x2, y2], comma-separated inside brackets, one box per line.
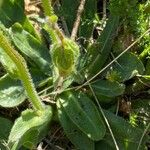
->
[0, 32, 44, 111]
[44, 24, 58, 44]
[41, 0, 54, 16]
[103, 0, 106, 20]
[42, 0, 65, 44]
[87, 80, 119, 150]
[71, 0, 86, 40]
[45, 19, 65, 44]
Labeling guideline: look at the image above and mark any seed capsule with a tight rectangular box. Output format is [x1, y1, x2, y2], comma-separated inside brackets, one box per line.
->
[51, 38, 79, 77]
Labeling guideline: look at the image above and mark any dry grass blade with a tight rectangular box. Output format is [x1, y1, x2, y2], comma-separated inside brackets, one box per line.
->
[88, 80, 119, 150]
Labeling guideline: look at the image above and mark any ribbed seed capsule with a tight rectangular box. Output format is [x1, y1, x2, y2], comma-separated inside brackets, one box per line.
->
[51, 38, 79, 77]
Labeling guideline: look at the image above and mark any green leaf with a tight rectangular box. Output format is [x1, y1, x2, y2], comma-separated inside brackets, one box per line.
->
[30, 67, 49, 87]
[144, 2, 150, 13]
[91, 80, 125, 103]
[111, 52, 145, 81]
[0, 47, 19, 78]
[104, 110, 147, 141]
[95, 139, 114, 150]
[58, 91, 106, 141]
[0, 74, 26, 107]
[59, 0, 79, 33]
[131, 99, 150, 129]
[79, 0, 97, 39]
[139, 46, 150, 60]
[0, 22, 19, 78]
[57, 100, 95, 150]
[86, 15, 119, 77]
[132, 99, 150, 111]
[60, 0, 96, 39]
[14, 0, 24, 9]
[8, 106, 52, 149]
[145, 59, 150, 74]
[0, 117, 13, 150]
[101, 110, 149, 150]
[96, 133, 147, 150]
[0, 0, 40, 39]
[9, 23, 51, 75]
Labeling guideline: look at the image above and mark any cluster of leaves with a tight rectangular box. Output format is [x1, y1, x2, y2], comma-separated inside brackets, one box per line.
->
[0, 0, 150, 150]
[110, 0, 150, 55]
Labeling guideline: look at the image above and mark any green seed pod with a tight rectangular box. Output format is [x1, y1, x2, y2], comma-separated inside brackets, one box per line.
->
[51, 38, 80, 77]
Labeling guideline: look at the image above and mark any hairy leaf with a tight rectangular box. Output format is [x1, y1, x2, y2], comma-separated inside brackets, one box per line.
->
[101, 110, 149, 150]
[0, 0, 39, 39]
[59, 0, 79, 33]
[92, 80, 125, 103]
[0, 117, 13, 150]
[86, 15, 119, 77]
[0, 22, 19, 78]
[9, 23, 51, 75]
[79, 0, 97, 39]
[57, 100, 95, 150]
[8, 106, 52, 149]
[111, 52, 145, 81]
[0, 74, 26, 107]
[0, 47, 19, 78]
[58, 91, 106, 141]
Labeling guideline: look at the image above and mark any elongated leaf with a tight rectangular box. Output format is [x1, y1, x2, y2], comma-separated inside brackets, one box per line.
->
[60, 0, 96, 39]
[92, 80, 125, 97]
[104, 110, 148, 142]
[9, 23, 51, 75]
[101, 110, 149, 150]
[125, 57, 149, 94]
[59, 0, 79, 33]
[91, 80, 125, 103]
[95, 139, 114, 150]
[111, 52, 145, 81]
[79, 0, 97, 39]
[132, 99, 150, 112]
[14, 0, 24, 9]
[0, 74, 26, 107]
[0, 23, 19, 78]
[96, 133, 147, 150]
[86, 15, 119, 77]
[57, 100, 94, 150]
[8, 106, 52, 149]
[145, 59, 150, 74]
[0, 117, 13, 150]
[30, 67, 49, 87]
[0, 0, 39, 39]
[58, 91, 106, 141]
[0, 47, 19, 78]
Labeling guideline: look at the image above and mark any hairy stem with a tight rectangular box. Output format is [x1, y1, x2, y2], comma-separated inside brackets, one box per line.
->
[44, 23, 58, 44]
[42, 0, 65, 44]
[41, 0, 54, 16]
[0, 32, 44, 111]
